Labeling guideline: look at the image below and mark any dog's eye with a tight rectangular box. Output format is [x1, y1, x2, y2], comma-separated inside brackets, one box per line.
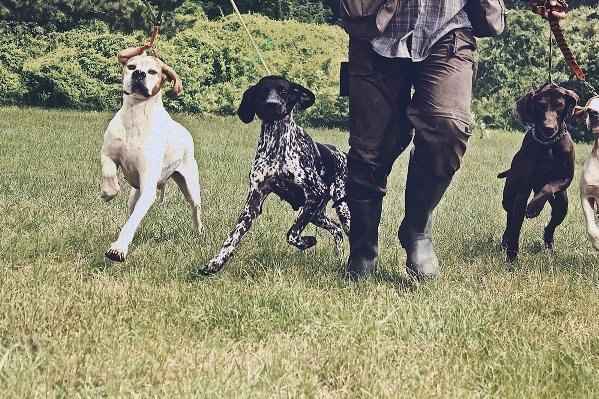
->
[589, 110, 599, 117]
[535, 102, 548, 112]
[148, 70, 158, 75]
[127, 65, 136, 71]
[280, 88, 287, 95]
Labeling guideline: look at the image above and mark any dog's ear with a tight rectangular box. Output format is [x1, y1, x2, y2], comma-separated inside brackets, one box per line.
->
[562, 88, 580, 117]
[573, 105, 588, 126]
[117, 46, 146, 65]
[290, 83, 315, 109]
[159, 61, 183, 99]
[238, 85, 257, 123]
[516, 90, 536, 123]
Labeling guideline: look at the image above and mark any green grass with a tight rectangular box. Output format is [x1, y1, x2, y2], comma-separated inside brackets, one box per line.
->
[1, 107, 599, 398]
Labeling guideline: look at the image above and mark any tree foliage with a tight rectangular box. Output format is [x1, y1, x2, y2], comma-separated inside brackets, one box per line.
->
[0, 15, 349, 128]
[0, 0, 339, 34]
[1, 2, 599, 139]
[0, 0, 205, 37]
[473, 5, 599, 140]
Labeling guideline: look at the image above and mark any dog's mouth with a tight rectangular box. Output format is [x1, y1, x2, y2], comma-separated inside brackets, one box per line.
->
[537, 126, 560, 138]
[258, 103, 288, 122]
[124, 81, 151, 98]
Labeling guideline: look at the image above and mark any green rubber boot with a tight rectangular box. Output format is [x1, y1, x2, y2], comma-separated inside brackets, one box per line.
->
[398, 156, 451, 281]
[347, 197, 383, 280]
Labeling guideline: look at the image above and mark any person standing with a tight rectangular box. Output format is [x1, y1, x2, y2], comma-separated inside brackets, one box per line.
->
[342, 0, 567, 281]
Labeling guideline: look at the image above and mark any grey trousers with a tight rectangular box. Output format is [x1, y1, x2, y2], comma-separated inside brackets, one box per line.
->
[347, 29, 478, 199]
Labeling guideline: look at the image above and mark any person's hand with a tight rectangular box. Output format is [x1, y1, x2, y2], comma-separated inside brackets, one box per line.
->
[530, 0, 568, 20]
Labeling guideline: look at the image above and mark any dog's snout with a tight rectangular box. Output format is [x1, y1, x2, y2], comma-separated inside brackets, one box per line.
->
[264, 100, 280, 110]
[132, 70, 146, 80]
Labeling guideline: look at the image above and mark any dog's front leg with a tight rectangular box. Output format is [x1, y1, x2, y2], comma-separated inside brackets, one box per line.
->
[505, 194, 529, 263]
[200, 189, 268, 274]
[582, 196, 599, 250]
[526, 179, 572, 218]
[127, 188, 141, 215]
[100, 154, 120, 201]
[286, 197, 324, 250]
[106, 174, 159, 262]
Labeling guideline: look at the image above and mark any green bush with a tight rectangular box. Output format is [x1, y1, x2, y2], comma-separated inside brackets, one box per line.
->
[2, 7, 599, 135]
[0, 15, 349, 128]
[473, 6, 599, 141]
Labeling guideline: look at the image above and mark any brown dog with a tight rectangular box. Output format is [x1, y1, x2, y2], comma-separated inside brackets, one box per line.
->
[498, 83, 579, 263]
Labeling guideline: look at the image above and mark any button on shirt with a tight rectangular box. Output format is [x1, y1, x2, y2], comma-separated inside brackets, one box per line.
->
[371, 0, 472, 62]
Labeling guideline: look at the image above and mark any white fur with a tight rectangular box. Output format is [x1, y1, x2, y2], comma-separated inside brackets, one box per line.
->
[579, 97, 599, 250]
[100, 55, 202, 262]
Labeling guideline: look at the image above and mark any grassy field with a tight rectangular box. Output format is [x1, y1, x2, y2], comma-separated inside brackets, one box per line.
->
[1, 106, 598, 398]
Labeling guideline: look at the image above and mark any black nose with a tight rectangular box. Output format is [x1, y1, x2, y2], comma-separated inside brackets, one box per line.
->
[132, 70, 146, 80]
[264, 100, 279, 110]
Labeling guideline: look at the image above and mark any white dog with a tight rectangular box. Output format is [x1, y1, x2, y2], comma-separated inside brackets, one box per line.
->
[100, 46, 203, 262]
[574, 96, 599, 250]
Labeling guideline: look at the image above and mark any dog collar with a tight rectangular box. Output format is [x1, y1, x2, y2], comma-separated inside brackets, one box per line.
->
[531, 124, 568, 145]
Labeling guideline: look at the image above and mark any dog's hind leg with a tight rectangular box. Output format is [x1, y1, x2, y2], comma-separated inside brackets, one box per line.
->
[157, 185, 166, 203]
[331, 184, 350, 236]
[544, 190, 568, 250]
[334, 201, 351, 236]
[329, 151, 350, 235]
[582, 195, 599, 250]
[200, 189, 268, 274]
[310, 206, 344, 252]
[172, 164, 203, 233]
[286, 198, 324, 250]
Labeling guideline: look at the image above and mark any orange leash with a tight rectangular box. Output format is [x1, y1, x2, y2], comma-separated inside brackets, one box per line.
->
[531, 0, 598, 96]
[549, 18, 584, 81]
[140, 0, 166, 59]
[148, 25, 160, 58]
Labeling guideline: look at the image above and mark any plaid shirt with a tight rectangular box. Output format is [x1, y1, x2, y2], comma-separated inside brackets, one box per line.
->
[371, 0, 472, 62]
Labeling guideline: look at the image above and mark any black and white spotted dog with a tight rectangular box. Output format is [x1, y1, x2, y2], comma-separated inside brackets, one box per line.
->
[200, 76, 351, 274]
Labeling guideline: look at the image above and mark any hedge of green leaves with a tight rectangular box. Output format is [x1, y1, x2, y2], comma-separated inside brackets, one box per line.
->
[1, 7, 599, 136]
[0, 15, 349, 128]
[474, 6, 599, 140]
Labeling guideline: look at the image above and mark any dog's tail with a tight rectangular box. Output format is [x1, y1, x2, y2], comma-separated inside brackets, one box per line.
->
[497, 169, 510, 179]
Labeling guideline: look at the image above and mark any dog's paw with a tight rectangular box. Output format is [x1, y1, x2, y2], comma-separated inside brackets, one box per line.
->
[501, 233, 508, 249]
[100, 185, 120, 202]
[525, 208, 541, 218]
[543, 230, 555, 250]
[105, 246, 127, 262]
[298, 236, 317, 250]
[198, 260, 224, 276]
[506, 249, 518, 263]
[525, 201, 543, 218]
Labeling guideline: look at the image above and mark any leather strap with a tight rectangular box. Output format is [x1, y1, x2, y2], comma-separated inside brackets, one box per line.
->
[530, 1, 598, 95]
[549, 18, 584, 81]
